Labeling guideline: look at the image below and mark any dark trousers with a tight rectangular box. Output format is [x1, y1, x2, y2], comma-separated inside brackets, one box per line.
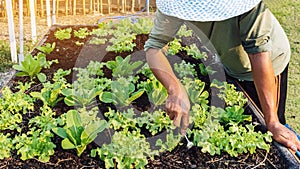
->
[231, 65, 289, 124]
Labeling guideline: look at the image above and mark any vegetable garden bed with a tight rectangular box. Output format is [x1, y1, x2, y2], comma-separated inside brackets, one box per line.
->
[0, 18, 297, 169]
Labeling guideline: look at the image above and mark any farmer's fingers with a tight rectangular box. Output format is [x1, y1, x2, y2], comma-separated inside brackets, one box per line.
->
[166, 110, 175, 120]
[274, 130, 299, 151]
[282, 129, 300, 151]
[180, 111, 189, 135]
[166, 99, 181, 124]
[173, 110, 182, 127]
[287, 133, 300, 151]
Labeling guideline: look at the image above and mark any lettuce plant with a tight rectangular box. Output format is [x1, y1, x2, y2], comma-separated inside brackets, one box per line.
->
[13, 52, 58, 82]
[90, 27, 109, 37]
[13, 128, 56, 162]
[189, 105, 272, 157]
[211, 81, 248, 107]
[184, 43, 208, 60]
[30, 69, 71, 107]
[137, 110, 174, 135]
[176, 24, 192, 38]
[106, 32, 136, 53]
[106, 55, 143, 78]
[73, 28, 90, 39]
[166, 38, 182, 55]
[0, 85, 34, 132]
[138, 78, 168, 107]
[91, 131, 158, 169]
[0, 133, 13, 160]
[131, 17, 154, 34]
[174, 60, 197, 78]
[181, 77, 209, 110]
[62, 65, 110, 108]
[54, 27, 72, 40]
[13, 105, 62, 162]
[104, 108, 139, 132]
[53, 109, 108, 156]
[35, 42, 56, 54]
[63, 83, 106, 108]
[220, 105, 252, 125]
[100, 77, 144, 107]
[89, 37, 107, 45]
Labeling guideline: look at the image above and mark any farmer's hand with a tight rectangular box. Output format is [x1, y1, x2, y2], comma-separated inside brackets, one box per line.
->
[165, 83, 190, 135]
[267, 121, 300, 152]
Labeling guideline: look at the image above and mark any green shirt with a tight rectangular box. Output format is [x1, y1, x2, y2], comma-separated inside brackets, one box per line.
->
[144, 2, 290, 81]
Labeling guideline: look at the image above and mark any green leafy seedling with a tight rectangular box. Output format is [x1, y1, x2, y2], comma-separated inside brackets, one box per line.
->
[53, 109, 108, 156]
[73, 28, 90, 39]
[35, 42, 56, 54]
[106, 55, 143, 77]
[13, 53, 58, 82]
[54, 28, 72, 40]
[100, 77, 144, 107]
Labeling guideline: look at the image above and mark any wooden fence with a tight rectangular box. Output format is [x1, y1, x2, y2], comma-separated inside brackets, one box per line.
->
[0, 0, 155, 17]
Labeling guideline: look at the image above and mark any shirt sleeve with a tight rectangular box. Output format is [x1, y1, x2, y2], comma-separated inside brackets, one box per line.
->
[239, 2, 273, 54]
[144, 10, 184, 51]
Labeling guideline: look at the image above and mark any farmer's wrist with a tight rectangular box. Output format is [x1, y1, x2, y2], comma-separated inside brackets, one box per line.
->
[265, 119, 280, 130]
[166, 79, 182, 95]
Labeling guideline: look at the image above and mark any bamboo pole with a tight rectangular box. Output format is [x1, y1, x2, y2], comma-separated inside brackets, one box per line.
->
[117, 0, 119, 12]
[46, 0, 50, 26]
[121, 0, 124, 13]
[83, 0, 85, 15]
[34, 0, 37, 16]
[5, 0, 18, 62]
[3, 0, 6, 17]
[73, 0, 76, 15]
[124, 0, 126, 13]
[100, 0, 102, 14]
[18, 0, 24, 62]
[40, 0, 44, 17]
[29, 0, 37, 43]
[26, 0, 29, 16]
[65, 0, 68, 15]
[96, 0, 99, 12]
[131, 0, 134, 12]
[89, 0, 92, 13]
[108, 0, 110, 14]
[0, 0, 4, 17]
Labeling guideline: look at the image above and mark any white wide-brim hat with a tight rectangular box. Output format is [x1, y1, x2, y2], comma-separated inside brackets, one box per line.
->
[156, 0, 262, 21]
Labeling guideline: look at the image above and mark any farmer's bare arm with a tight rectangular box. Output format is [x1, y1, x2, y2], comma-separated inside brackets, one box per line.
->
[145, 48, 190, 135]
[248, 51, 300, 151]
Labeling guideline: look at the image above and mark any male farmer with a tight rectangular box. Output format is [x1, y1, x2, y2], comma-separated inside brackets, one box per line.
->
[144, 0, 300, 152]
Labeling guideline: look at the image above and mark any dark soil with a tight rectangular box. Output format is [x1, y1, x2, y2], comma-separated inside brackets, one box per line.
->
[0, 25, 290, 169]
